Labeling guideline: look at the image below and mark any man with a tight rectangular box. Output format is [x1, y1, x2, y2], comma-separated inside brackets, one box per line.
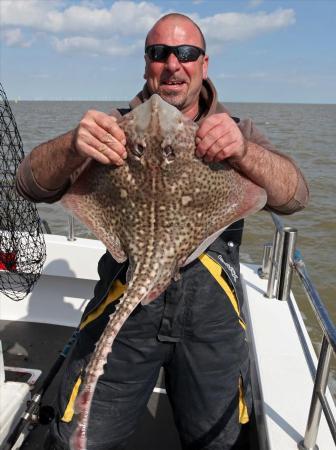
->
[16, 13, 308, 450]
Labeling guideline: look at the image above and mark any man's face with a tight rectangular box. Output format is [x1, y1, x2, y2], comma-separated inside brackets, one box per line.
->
[144, 19, 208, 118]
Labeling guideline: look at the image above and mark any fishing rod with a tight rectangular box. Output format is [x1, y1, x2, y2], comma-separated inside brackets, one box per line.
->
[4, 329, 79, 450]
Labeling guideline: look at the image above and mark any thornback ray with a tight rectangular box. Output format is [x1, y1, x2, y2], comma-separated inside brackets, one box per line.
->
[60, 94, 267, 450]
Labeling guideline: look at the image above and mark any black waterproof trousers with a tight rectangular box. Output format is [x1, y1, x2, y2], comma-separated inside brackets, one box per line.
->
[45, 239, 252, 450]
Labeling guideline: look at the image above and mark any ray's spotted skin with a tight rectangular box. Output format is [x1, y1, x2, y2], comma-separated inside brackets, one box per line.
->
[61, 94, 267, 450]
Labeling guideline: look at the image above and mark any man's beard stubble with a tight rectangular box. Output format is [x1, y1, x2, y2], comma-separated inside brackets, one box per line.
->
[158, 88, 186, 111]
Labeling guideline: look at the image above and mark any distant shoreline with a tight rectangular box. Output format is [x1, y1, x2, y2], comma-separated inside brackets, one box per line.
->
[8, 100, 336, 106]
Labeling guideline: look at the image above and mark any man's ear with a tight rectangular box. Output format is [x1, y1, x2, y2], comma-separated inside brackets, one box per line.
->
[202, 55, 209, 80]
[144, 55, 149, 80]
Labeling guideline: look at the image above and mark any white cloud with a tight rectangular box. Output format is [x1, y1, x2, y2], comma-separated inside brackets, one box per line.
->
[1, 1, 296, 55]
[1, 0, 61, 30]
[199, 9, 295, 46]
[52, 36, 141, 56]
[2, 28, 32, 47]
[1, 0, 161, 36]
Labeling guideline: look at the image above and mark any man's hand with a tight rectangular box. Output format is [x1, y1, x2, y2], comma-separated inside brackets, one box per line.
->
[72, 110, 127, 166]
[195, 113, 246, 163]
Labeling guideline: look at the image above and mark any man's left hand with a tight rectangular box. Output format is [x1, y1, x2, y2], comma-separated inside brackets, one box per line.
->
[195, 113, 246, 163]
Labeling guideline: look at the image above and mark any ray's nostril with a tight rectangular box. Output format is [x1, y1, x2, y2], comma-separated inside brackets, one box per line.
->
[132, 143, 144, 158]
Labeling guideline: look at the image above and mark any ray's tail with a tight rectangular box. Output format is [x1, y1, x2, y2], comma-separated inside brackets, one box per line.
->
[69, 266, 163, 450]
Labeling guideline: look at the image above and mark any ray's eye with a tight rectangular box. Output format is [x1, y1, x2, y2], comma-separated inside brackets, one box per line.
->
[163, 145, 175, 162]
[132, 143, 145, 158]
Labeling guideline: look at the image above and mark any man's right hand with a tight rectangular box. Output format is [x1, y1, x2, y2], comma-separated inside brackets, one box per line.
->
[72, 110, 127, 166]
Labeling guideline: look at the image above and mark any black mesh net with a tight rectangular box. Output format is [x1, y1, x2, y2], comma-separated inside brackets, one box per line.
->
[0, 82, 46, 301]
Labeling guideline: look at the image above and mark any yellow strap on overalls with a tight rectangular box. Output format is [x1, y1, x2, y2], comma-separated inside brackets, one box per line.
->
[239, 376, 249, 424]
[198, 253, 246, 330]
[199, 253, 249, 423]
[62, 279, 127, 422]
[61, 375, 82, 422]
[79, 279, 127, 330]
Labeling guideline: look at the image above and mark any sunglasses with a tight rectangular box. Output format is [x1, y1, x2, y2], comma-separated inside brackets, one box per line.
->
[145, 44, 205, 63]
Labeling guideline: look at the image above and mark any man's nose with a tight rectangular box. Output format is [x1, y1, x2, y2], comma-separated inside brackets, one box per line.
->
[165, 52, 181, 72]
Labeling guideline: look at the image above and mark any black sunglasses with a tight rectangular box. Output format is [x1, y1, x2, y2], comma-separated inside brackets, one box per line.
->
[145, 44, 205, 63]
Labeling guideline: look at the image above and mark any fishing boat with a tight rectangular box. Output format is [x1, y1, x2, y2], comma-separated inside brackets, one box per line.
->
[0, 213, 335, 450]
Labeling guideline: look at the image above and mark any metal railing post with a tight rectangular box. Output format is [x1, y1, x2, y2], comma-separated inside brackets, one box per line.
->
[298, 336, 332, 450]
[258, 242, 273, 279]
[265, 228, 282, 298]
[67, 215, 76, 241]
[41, 219, 52, 234]
[277, 227, 297, 301]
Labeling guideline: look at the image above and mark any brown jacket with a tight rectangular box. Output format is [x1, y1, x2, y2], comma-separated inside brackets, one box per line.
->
[16, 78, 309, 214]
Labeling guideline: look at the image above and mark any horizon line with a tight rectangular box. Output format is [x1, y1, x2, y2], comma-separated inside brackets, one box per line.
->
[7, 99, 336, 106]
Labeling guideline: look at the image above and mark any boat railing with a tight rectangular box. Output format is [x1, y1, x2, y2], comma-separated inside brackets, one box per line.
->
[41, 219, 52, 234]
[67, 215, 76, 241]
[41, 215, 76, 240]
[259, 212, 336, 449]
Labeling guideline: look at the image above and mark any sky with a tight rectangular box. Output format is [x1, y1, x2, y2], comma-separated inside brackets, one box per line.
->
[0, 0, 335, 103]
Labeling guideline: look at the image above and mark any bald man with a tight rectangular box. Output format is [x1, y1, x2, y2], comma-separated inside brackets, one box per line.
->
[17, 13, 308, 450]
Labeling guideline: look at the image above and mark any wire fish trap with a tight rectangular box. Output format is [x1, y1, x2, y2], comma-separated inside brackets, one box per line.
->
[0, 82, 46, 301]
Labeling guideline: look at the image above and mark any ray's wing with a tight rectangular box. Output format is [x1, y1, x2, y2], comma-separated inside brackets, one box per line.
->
[177, 162, 267, 265]
[60, 161, 127, 263]
[209, 165, 266, 224]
